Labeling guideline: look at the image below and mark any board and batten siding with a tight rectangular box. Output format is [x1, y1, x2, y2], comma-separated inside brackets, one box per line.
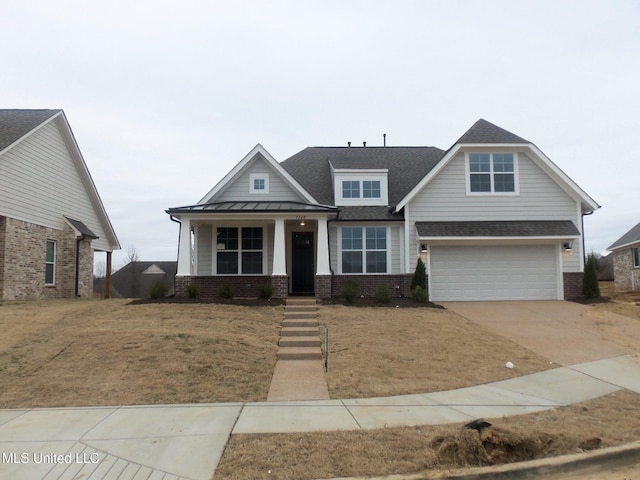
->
[408, 152, 582, 272]
[213, 155, 305, 203]
[0, 120, 113, 252]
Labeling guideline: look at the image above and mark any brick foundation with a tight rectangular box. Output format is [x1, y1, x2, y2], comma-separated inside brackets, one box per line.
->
[0, 216, 94, 300]
[563, 272, 583, 299]
[175, 275, 288, 299]
[315, 275, 332, 299]
[331, 274, 414, 298]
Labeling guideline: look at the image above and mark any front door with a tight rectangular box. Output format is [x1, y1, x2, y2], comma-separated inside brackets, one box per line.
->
[291, 232, 315, 293]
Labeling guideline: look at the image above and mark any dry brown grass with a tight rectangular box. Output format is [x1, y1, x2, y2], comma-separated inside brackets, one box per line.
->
[321, 306, 552, 399]
[598, 280, 640, 320]
[215, 390, 640, 480]
[0, 299, 281, 407]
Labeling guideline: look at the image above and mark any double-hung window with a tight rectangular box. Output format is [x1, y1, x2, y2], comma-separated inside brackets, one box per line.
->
[45, 240, 56, 285]
[342, 181, 361, 198]
[216, 227, 263, 274]
[468, 153, 516, 193]
[341, 227, 387, 273]
[633, 247, 640, 268]
[363, 180, 381, 198]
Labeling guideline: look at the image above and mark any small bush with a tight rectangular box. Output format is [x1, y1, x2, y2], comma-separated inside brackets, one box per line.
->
[259, 282, 274, 300]
[341, 280, 360, 303]
[411, 258, 427, 291]
[374, 285, 391, 303]
[219, 282, 235, 299]
[185, 283, 200, 298]
[582, 253, 601, 299]
[411, 285, 428, 303]
[150, 281, 169, 299]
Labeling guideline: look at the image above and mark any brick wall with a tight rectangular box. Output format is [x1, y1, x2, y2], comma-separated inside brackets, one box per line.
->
[175, 275, 278, 299]
[314, 275, 331, 299]
[0, 217, 94, 300]
[562, 272, 583, 299]
[613, 249, 640, 292]
[0, 216, 5, 296]
[331, 274, 414, 298]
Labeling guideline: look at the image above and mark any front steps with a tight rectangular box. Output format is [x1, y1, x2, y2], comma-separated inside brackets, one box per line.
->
[277, 298, 322, 360]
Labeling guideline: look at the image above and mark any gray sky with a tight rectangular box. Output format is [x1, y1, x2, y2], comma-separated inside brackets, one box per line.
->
[2, 0, 638, 270]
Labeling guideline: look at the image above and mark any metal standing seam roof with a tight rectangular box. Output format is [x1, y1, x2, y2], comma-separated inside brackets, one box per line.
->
[415, 220, 580, 238]
[608, 221, 640, 250]
[166, 201, 339, 214]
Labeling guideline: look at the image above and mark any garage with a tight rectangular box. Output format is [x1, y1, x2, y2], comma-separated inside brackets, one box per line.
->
[429, 244, 560, 301]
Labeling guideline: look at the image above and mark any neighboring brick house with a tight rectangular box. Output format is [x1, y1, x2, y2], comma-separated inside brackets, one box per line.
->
[0, 109, 120, 300]
[167, 119, 599, 301]
[608, 221, 640, 292]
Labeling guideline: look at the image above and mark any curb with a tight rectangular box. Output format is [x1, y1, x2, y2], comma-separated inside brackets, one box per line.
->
[316, 440, 640, 480]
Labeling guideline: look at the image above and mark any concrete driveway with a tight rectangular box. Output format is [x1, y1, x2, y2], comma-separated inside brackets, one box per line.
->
[442, 301, 639, 366]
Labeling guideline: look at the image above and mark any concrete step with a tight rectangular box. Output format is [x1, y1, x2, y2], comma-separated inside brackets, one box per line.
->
[286, 297, 317, 306]
[277, 346, 323, 361]
[285, 304, 318, 313]
[282, 319, 318, 328]
[280, 327, 319, 337]
[284, 311, 317, 319]
[279, 336, 321, 348]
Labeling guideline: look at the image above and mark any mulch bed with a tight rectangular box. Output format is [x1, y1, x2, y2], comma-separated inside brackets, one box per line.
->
[130, 296, 443, 308]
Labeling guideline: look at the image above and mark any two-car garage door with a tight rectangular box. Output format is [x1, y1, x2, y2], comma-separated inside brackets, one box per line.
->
[429, 245, 560, 301]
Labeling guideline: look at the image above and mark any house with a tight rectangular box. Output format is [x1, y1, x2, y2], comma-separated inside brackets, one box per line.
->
[94, 261, 177, 298]
[608, 221, 640, 291]
[0, 109, 120, 300]
[166, 119, 599, 301]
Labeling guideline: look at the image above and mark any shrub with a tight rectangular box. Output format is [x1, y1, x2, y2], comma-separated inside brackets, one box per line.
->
[219, 282, 235, 299]
[341, 280, 359, 303]
[411, 258, 427, 291]
[259, 282, 274, 300]
[185, 283, 200, 299]
[411, 285, 428, 303]
[374, 285, 391, 303]
[150, 281, 169, 299]
[582, 253, 601, 299]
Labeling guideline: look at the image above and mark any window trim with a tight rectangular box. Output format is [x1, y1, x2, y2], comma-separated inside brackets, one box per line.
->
[338, 226, 389, 275]
[45, 239, 56, 285]
[465, 152, 519, 195]
[215, 226, 265, 275]
[633, 247, 640, 268]
[249, 173, 269, 194]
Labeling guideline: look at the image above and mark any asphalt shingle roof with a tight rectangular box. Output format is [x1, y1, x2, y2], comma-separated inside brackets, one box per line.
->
[608, 221, 640, 250]
[455, 118, 530, 144]
[0, 109, 61, 151]
[280, 146, 446, 206]
[415, 220, 580, 237]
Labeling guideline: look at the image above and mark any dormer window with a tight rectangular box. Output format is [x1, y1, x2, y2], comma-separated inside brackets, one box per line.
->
[363, 180, 381, 198]
[250, 173, 269, 194]
[333, 169, 388, 206]
[342, 180, 361, 198]
[467, 153, 518, 194]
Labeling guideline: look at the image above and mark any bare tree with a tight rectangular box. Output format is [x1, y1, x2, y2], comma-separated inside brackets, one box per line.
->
[94, 261, 106, 279]
[124, 245, 141, 298]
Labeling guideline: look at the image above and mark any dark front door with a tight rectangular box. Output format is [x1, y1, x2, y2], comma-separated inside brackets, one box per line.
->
[291, 232, 315, 293]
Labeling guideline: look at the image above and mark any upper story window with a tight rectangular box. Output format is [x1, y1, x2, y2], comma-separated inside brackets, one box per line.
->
[633, 247, 640, 268]
[342, 180, 361, 198]
[363, 180, 381, 198]
[468, 153, 517, 194]
[250, 173, 269, 194]
[334, 169, 388, 206]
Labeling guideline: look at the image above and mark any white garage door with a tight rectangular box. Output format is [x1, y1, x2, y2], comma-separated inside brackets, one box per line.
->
[429, 245, 559, 301]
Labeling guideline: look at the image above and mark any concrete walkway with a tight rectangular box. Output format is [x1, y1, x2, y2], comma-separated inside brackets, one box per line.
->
[2, 354, 639, 480]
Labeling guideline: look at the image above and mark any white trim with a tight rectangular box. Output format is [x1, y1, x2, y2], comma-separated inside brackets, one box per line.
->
[404, 204, 411, 273]
[609, 240, 640, 252]
[199, 144, 318, 204]
[249, 173, 269, 194]
[556, 243, 565, 299]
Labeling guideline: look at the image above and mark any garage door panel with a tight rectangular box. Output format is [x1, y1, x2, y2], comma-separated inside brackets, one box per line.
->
[430, 245, 559, 301]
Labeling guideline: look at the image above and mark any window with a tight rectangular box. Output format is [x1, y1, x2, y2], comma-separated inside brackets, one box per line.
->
[342, 180, 360, 198]
[216, 227, 263, 274]
[468, 153, 516, 193]
[363, 180, 381, 198]
[341, 227, 387, 273]
[45, 240, 56, 285]
[250, 174, 269, 194]
[633, 247, 640, 268]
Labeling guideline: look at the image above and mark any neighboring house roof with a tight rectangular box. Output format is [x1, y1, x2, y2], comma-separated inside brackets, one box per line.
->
[416, 220, 580, 238]
[109, 261, 178, 298]
[167, 201, 338, 214]
[0, 109, 61, 152]
[281, 146, 445, 206]
[608, 221, 640, 251]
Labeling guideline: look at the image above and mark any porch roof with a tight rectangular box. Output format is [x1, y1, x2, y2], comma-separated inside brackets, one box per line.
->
[416, 220, 580, 238]
[166, 201, 339, 214]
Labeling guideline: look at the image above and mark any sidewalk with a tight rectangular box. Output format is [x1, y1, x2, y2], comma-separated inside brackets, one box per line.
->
[1, 354, 639, 480]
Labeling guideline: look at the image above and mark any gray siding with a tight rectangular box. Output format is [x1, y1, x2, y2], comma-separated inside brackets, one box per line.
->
[0, 120, 114, 252]
[408, 152, 582, 272]
[214, 155, 304, 202]
[196, 225, 213, 275]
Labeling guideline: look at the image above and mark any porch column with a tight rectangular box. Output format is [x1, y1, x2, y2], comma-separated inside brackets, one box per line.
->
[272, 218, 286, 275]
[316, 217, 331, 275]
[177, 217, 192, 276]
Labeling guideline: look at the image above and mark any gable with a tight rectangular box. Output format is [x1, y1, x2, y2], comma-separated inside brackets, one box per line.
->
[0, 113, 119, 252]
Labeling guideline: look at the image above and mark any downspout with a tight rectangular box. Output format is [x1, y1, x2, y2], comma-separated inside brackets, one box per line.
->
[75, 234, 86, 297]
